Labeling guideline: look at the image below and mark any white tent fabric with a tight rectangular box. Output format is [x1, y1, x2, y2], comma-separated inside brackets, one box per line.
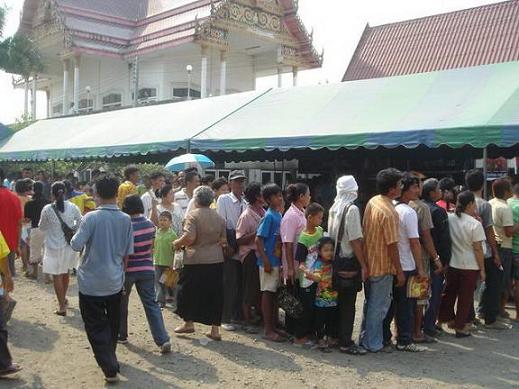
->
[0, 90, 267, 161]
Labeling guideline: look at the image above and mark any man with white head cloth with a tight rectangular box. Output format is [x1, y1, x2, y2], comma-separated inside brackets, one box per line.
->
[328, 175, 368, 355]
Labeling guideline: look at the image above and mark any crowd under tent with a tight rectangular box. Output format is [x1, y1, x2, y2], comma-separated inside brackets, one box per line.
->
[1, 61, 518, 188]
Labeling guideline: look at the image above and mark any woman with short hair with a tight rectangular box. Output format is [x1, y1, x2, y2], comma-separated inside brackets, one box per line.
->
[173, 186, 227, 341]
[439, 191, 486, 338]
[39, 182, 82, 315]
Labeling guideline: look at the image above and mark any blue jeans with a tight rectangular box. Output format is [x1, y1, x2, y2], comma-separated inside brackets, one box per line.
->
[384, 271, 416, 346]
[424, 271, 444, 333]
[359, 274, 394, 352]
[119, 272, 170, 346]
[0, 296, 12, 369]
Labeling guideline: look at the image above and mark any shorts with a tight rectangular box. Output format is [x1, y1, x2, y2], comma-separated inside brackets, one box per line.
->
[513, 254, 519, 281]
[499, 247, 513, 289]
[259, 266, 280, 293]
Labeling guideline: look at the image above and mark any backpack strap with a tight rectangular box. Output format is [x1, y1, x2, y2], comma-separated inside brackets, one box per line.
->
[334, 203, 352, 257]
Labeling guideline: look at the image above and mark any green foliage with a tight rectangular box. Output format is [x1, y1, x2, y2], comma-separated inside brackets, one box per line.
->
[10, 113, 35, 132]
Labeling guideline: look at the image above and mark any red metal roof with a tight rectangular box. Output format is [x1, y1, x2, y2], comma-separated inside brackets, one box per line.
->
[343, 0, 519, 81]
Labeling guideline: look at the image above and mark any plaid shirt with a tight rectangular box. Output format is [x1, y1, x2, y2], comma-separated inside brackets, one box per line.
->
[363, 195, 399, 277]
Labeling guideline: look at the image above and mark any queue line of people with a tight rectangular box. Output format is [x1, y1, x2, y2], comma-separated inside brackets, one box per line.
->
[1, 164, 519, 381]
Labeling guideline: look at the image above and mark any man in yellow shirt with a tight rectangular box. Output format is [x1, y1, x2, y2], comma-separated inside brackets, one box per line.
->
[117, 166, 140, 209]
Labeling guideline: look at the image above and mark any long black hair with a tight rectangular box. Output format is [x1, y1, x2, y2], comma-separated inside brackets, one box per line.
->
[33, 181, 45, 201]
[52, 181, 66, 212]
[455, 190, 475, 217]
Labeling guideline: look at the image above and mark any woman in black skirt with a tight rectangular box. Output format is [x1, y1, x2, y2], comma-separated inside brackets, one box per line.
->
[173, 186, 227, 341]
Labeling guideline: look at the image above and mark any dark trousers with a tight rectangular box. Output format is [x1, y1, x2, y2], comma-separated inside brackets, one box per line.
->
[424, 271, 445, 333]
[478, 257, 504, 324]
[222, 258, 242, 323]
[314, 306, 339, 340]
[439, 267, 479, 331]
[79, 291, 122, 377]
[338, 289, 357, 347]
[294, 283, 317, 339]
[384, 271, 415, 346]
[0, 296, 12, 369]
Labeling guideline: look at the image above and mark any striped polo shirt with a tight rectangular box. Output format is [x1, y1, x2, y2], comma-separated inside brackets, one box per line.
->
[127, 216, 156, 273]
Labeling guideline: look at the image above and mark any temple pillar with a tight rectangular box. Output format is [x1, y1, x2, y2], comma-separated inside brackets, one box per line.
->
[292, 66, 298, 87]
[62, 59, 69, 116]
[31, 75, 37, 119]
[200, 46, 208, 99]
[73, 55, 80, 113]
[219, 50, 227, 96]
[277, 66, 283, 88]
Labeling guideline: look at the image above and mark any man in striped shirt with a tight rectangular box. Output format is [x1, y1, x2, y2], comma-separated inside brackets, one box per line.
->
[360, 168, 405, 353]
[118, 195, 171, 354]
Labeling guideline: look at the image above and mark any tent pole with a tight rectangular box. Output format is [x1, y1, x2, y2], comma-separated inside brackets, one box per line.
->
[483, 146, 488, 199]
[186, 139, 191, 154]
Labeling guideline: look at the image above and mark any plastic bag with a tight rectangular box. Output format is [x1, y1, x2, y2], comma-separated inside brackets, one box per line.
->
[160, 268, 179, 289]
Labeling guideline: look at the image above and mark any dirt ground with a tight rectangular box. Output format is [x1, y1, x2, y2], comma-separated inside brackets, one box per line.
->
[2, 265, 519, 389]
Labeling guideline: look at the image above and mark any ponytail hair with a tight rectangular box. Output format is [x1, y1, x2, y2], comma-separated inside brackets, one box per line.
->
[286, 183, 309, 205]
[33, 181, 44, 201]
[455, 190, 475, 217]
[52, 181, 66, 213]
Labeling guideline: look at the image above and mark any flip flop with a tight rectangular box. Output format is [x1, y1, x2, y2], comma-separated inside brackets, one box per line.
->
[54, 310, 66, 317]
[174, 327, 195, 334]
[0, 364, 22, 377]
[206, 333, 222, 342]
[262, 334, 286, 343]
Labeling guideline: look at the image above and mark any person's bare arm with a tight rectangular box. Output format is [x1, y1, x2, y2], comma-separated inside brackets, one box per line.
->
[504, 225, 515, 237]
[237, 232, 256, 246]
[284, 242, 296, 282]
[409, 238, 426, 278]
[173, 233, 194, 250]
[485, 226, 501, 266]
[350, 239, 368, 281]
[389, 242, 405, 287]
[473, 241, 486, 282]
[255, 236, 272, 273]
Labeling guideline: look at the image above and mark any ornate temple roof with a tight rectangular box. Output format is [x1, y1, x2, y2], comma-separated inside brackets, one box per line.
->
[18, 0, 321, 69]
[343, 0, 519, 81]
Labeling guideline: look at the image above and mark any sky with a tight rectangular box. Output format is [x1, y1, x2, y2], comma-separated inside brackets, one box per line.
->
[0, 0, 504, 124]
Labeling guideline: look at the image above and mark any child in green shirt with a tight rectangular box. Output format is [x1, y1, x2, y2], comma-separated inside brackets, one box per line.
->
[154, 211, 178, 308]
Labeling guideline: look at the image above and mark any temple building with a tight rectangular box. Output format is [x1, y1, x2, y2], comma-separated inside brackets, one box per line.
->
[15, 0, 322, 117]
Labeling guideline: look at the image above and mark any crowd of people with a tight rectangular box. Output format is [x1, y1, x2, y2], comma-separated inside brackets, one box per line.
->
[0, 163, 518, 381]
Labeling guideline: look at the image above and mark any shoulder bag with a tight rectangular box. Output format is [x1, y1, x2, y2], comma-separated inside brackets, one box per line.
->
[51, 204, 76, 245]
[332, 204, 362, 292]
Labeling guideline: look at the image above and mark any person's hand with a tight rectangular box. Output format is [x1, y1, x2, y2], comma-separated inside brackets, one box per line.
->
[151, 197, 158, 208]
[223, 246, 235, 258]
[361, 265, 369, 282]
[418, 269, 428, 279]
[16, 245, 21, 258]
[434, 259, 444, 275]
[480, 269, 486, 283]
[263, 259, 272, 273]
[173, 239, 182, 251]
[396, 271, 405, 287]
[493, 255, 502, 268]
[286, 267, 295, 284]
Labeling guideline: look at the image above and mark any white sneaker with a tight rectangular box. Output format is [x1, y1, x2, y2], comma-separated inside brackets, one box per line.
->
[221, 323, 236, 331]
[160, 341, 171, 354]
[396, 343, 427, 352]
[105, 373, 120, 383]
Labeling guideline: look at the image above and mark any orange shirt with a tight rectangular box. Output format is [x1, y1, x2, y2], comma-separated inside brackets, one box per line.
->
[363, 195, 400, 277]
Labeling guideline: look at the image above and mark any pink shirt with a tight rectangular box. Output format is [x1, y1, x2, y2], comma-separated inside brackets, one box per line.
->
[236, 206, 265, 262]
[280, 204, 306, 279]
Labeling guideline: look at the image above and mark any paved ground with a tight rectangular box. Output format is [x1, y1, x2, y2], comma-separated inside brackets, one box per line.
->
[2, 267, 519, 388]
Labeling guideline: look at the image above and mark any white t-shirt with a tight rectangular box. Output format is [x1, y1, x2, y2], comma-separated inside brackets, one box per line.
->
[395, 203, 420, 271]
[174, 189, 191, 219]
[489, 198, 514, 249]
[448, 213, 486, 270]
[141, 189, 157, 219]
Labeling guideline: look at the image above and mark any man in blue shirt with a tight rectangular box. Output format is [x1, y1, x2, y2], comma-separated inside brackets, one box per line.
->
[71, 176, 133, 383]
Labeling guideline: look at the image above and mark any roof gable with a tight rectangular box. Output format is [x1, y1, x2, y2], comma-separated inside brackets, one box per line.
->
[343, 0, 519, 81]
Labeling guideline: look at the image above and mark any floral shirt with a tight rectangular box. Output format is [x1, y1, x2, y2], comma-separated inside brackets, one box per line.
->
[313, 257, 338, 307]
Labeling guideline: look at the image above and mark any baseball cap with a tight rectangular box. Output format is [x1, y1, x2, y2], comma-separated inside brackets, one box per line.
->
[229, 170, 246, 181]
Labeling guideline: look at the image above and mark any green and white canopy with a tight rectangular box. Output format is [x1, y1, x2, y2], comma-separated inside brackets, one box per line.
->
[0, 61, 517, 161]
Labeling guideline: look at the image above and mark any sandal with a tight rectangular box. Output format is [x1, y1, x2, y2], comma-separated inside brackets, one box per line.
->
[340, 345, 367, 355]
[262, 334, 286, 343]
[206, 333, 222, 342]
[455, 331, 471, 338]
[0, 364, 22, 377]
[54, 310, 66, 316]
[174, 326, 194, 334]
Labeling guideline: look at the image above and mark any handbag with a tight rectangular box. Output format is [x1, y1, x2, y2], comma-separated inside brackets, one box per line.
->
[332, 204, 362, 292]
[51, 204, 76, 245]
[277, 285, 304, 319]
[406, 275, 430, 299]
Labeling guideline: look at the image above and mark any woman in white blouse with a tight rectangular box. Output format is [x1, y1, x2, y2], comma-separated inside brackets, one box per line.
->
[438, 191, 486, 338]
[39, 182, 82, 316]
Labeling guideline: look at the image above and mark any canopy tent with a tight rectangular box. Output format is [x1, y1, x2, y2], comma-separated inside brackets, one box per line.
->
[191, 61, 519, 152]
[0, 90, 267, 161]
[0, 61, 517, 162]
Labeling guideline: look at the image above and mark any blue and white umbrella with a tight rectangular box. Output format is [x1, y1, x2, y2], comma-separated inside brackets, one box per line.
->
[164, 153, 215, 172]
